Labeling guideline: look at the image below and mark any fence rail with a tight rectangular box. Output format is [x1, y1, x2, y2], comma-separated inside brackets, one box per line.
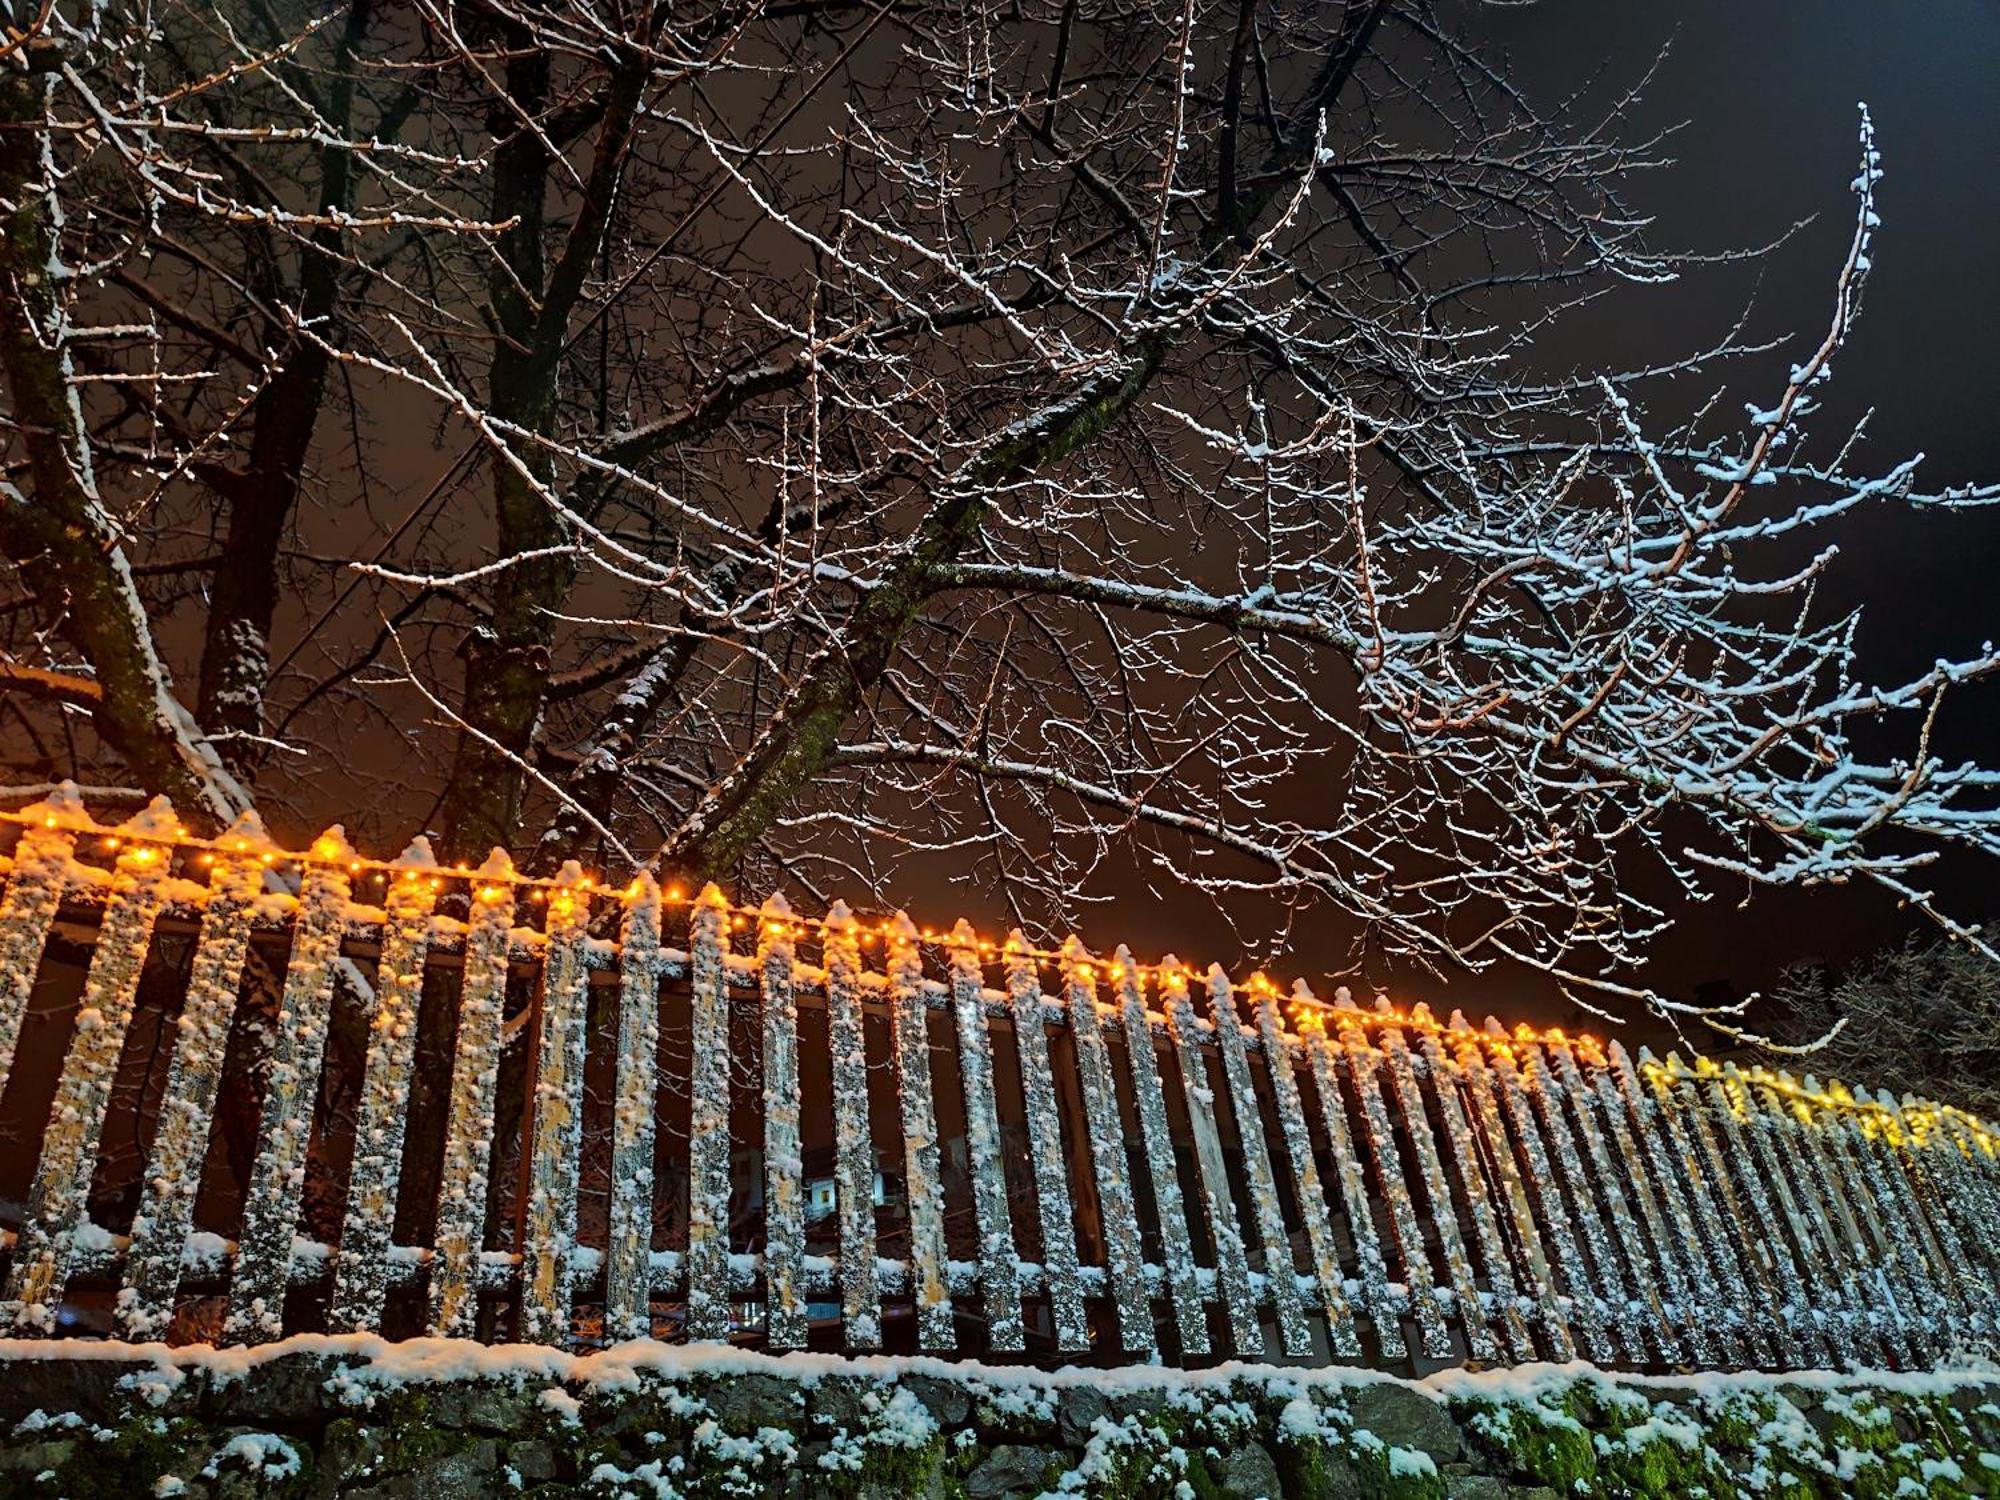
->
[0, 786, 1995, 1371]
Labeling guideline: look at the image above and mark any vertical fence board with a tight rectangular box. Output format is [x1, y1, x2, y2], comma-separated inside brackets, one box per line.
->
[1412, 1007, 1532, 1362]
[120, 820, 267, 1339]
[888, 914, 955, 1350]
[758, 895, 806, 1351]
[1443, 1014, 1574, 1361]
[228, 835, 354, 1342]
[5, 803, 176, 1329]
[519, 864, 593, 1344]
[427, 852, 516, 1338]
[948, 924, 1022, 1351]
[1160, 962, 1258, 1355]
[0, 795, 78, 1090]
[1251, 984, 1358, 1357]
[1061, 940, 1151, 1354]
[330, 844, 438, 1332]
[684, 885, 735, 1343]
[1004, 935, 1087, 1353]
[1210, 970, 1311, 1356]
[822, 903, 880, 1349]
[1328, 993, 1447, 1357]
[603, 875, 663, 1343]
[1116, 951, 1207, 1357]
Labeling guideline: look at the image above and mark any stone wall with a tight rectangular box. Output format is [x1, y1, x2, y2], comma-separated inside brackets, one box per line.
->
[0, 1339, 1997, 1499]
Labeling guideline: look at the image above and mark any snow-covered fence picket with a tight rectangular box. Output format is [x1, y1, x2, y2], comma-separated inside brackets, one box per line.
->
[0, 787, 1997, 1371]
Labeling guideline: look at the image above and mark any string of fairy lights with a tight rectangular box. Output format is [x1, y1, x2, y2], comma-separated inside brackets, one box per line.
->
[3, 800, 1997, 1152]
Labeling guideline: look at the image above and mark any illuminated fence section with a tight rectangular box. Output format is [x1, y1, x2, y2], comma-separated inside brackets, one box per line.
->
[0, 784, 1996, 1371]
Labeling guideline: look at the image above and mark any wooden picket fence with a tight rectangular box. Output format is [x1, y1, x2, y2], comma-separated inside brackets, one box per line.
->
[0, 785, 1996, 1371]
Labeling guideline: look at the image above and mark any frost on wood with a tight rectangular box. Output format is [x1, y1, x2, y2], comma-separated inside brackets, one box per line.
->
[1002, 934, 1086, 1353]
[427, 851, 516, 1338]
[228, 831, 354, 1344]
[685, 884, 734, 1343]
[821, 903, 879, 1348]
[1370, 1000, 1501, 1362]
[1473, 1017, 1606, 1362]
[1445, 1014, 1576, 1362]
[1250, 984, 1358, 1357]
[947, 923, 1022, 1351]
[4, 800, 175, 1330]
[329, 840, 438, 1333]
[1060, 938, 1151, 1354]
[0, 789, 79, 1089]
[1509, 1027, 1659, 1364]
[1207, 969, 1311, 1357]
[120, 815, 268, 1340]
[604, 874, 663, 1343]
[759, 894, 806, 1350]
[887, 912, 954, 1350]
[1114, 950, 1207, 1358]
[1159, 960, 1257, 1355]
[520, 863, 593, 1345]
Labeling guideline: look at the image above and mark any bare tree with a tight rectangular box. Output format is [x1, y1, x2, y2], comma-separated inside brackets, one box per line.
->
[3, 0, 1997, 1018]
[1758, 936, 2000, 1118]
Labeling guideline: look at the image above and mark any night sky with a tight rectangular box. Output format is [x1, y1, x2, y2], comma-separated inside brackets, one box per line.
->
[1008, 0, 2000, 1031]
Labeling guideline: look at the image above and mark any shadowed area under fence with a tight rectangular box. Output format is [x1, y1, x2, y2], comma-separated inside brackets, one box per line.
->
[0, 784, 1994, 1375]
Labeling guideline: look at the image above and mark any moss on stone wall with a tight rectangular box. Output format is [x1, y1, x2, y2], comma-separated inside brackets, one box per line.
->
[0, 1342, 1997, 1499]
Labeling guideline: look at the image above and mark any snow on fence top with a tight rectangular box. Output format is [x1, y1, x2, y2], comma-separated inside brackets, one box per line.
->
[0, 784, 1994, 1372]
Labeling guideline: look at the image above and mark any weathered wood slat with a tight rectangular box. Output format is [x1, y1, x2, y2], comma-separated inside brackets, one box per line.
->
[1251, 983, 1358, 1357]
[684, 885, 735, 1343]
[4, 802, 176, 1330]
[0, 794, 78, 1091]
[888, 913, 954, 1350]
[1115, 950, 1208, 1357]
[519, 864, 594, 1344]
[1444, 1014, 1575, 1362]
[1003, 935, 1087, 1353]
[758, 895, 807, 1350]
[1160, 962, 1259, 1355]
[228, 833, 355, 1343]
[1327, 993, 1446, 1358]
[427, 851, 517, 1337]
[1060, 939, 1152, 1353]
[329, 844, 439, 1332]
[1209, 970, 1312, 1357]
[604, 875, 663, 1343]
[948, 924, 1022, 1351]
[120, 816, 268, 1339]
[822, 903, 881, 1349]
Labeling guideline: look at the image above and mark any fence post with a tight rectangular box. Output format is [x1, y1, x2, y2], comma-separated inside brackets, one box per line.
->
[1207, 968, 1311, 1357]
[948, 923, 1022, 1351]
[4, 799, 176, 1330]
[887, 913, 954, 1350]
[427, 850, 517, 1337]
[1060, 939, 1151, 1354]
[119, 810, 268, 1339]
[758, 895, 806, 1350]
[0, 787, 80, 1092]
[1114, 950, 1207, 1357]
[685, 884, 735, 1342]
[1160, 960, 1258, 1355]
[520, 863, 593, 1344]
[1251, 982, 1359, 1357]
[1440, 1012, 1574, 1362]
[603, 874, 662, 1342]
[822, 902, 880, 1348]
[228, 829, 355, 1343]
[1002, 934, 1087, 1353]
[329, 840, 439, 1332]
